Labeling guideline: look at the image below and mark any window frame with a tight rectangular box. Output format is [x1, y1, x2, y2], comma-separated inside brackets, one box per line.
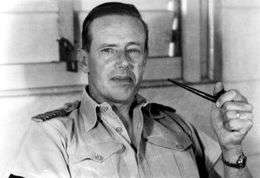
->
[142, 0, 220, 88]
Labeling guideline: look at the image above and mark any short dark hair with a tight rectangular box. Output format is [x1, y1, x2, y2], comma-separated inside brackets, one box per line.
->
[81, 2, 149, 53]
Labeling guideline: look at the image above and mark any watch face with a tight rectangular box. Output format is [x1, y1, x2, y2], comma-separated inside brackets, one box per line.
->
[237, 154, 247, 167]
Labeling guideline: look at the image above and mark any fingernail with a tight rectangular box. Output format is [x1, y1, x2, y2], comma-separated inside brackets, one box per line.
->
[216, 101, 221, 108]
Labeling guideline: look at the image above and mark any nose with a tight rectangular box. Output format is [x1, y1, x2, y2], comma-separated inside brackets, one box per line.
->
[116, 50, 133, 70]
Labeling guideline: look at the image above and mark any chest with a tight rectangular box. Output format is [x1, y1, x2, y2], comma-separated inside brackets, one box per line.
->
[67, 137, 201, 178]
[143, 142, 200, 178]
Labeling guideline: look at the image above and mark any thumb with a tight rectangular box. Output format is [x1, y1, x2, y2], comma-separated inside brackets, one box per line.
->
[213, 82, 224, 96]
[211, 82, 224, 133]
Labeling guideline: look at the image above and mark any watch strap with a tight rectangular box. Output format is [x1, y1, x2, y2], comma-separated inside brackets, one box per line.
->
[222, 152, 247, 169]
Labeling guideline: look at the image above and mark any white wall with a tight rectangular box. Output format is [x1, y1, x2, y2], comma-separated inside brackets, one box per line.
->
[220, 1, 260, 175]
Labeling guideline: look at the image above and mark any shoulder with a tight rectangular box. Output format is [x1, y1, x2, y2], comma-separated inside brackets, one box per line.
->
[32, 100, 81, 122]
[143, 102, 192, 135]
[30, 100, 81, 138]
[143, 102, 221, 170]
[142, 102, 195, 149]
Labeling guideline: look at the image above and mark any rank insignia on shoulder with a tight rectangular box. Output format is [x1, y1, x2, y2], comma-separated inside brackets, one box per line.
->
[32, 100, 81, 122]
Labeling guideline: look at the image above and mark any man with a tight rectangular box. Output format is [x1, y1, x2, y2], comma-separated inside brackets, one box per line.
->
[9, 2, 254, 178]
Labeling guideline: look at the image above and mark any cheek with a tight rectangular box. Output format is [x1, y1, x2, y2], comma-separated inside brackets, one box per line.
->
[93, 62, 116, 83]
[133, 61, 146, 79]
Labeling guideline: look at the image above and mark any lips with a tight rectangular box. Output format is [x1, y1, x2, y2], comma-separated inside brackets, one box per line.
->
[111, 74, 135, 84]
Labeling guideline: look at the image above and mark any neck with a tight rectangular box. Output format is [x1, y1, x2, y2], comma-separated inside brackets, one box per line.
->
[87, 85, 134, 122]
[112, 102, 132, 120]
[87, 85, 137, 140]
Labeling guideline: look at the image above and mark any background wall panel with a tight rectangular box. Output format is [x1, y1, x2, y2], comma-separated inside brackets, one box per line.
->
[0, 13, 59, 64]
[0, 0, 60, 64]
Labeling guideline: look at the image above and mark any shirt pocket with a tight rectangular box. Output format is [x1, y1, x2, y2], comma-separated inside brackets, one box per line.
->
[145, 142, 200, 178]
[69, 141, 125, 178]
[144, 130, 203, 178]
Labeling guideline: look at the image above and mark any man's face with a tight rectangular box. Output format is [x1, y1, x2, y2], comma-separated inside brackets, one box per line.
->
[87, 15, 147, 104]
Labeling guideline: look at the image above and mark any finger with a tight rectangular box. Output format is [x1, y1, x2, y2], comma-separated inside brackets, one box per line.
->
[213, 82, 224, 95]
[224, 118, 253, 132]
[221, 101, 253, 112]
[224, 111, 254, 123]
[216, 90, 248, 107]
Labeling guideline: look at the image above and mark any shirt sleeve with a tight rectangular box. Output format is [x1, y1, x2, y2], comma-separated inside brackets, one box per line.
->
[195, 129, 222, 169]
[189, 124, 223, 178]
[9, 120, 70, 178]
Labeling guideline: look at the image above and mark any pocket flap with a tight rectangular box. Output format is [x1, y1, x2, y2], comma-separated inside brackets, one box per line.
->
[144, 118, 192, 151]
[70, 141, 125, 163]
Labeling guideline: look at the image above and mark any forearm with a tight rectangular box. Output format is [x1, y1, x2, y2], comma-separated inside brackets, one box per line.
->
[223, 165, 252, 178]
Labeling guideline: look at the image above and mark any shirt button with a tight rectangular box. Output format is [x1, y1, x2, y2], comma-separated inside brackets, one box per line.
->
[115, 127, 123, 133]
[117, 145, 126, 154]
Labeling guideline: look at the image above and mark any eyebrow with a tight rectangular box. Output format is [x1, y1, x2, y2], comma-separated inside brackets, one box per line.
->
[98, 43, 118, 49]
[126, 42, 142, 47]
[98, 42, 142, 49]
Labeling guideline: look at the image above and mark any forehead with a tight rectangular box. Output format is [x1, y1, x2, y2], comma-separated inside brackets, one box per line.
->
[89, 15, 146, 44]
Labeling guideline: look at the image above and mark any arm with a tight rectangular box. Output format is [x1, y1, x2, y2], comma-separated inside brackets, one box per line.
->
[9, 121, 70, 178]
[211, 82, 254, 178]
[213, 151, 252, 178]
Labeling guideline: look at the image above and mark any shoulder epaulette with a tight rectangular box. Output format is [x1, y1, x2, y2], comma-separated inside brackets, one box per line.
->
[144, 102, 192, 134]
[32, 100, 81, 122]
[143, 103, 176, 119]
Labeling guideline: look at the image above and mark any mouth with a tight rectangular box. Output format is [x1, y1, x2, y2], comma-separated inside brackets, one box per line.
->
[111, 75, 135, 85]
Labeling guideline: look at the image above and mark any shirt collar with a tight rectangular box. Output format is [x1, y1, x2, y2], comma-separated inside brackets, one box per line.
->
[79, 86, 148, 132]
[79, 87, 100, 132]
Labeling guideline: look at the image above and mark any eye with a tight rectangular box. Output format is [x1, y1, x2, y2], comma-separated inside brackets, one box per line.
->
[127, 49, 141, 54]
[126, 48, 142, 58]
[100, 48, 115, 55]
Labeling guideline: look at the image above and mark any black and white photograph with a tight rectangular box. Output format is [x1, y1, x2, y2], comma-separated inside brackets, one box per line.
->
[0, 0, 259, 177]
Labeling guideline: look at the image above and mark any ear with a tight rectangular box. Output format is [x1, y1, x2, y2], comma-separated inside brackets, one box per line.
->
[76, 49, 89, 73]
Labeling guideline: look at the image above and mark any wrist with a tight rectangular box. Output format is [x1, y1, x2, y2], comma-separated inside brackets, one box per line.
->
[221, 146, 243, 162]
[221, 146, 247, 169]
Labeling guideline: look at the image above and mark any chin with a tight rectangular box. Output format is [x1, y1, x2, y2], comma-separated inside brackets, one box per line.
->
[107, 86, 136, 103]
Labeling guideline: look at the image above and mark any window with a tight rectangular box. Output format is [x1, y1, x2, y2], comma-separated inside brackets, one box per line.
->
[0, 0, 219, 96]
[0, 0, 87, 96]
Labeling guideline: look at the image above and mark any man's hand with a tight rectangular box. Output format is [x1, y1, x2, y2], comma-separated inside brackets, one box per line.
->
[211, 82, 253, 159]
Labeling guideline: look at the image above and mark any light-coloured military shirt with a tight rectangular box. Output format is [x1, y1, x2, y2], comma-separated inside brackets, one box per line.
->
[10, 89, 221, 178]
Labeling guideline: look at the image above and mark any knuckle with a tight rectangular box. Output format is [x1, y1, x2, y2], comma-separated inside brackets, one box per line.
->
[249, 119, 254, 126]
[230, 89, 238, 93]
[241, 95, 248, 103]
[242, 113, 254, 120]
[223, 101, 232, 110]
[242, 103, 253, 111]
[243, 118, 253, 127]
[248, 113, 254, 121]
[245, 120, 253, 130]
[248, 113, 254, 119]
[228, 121, 237, 130]
[226, 110, 235, 118]
[229, 89, 238, 95]
[247, 103, 254, 111]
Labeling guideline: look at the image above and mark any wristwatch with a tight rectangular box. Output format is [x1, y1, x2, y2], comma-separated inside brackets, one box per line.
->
[222, 152, 247, 169]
